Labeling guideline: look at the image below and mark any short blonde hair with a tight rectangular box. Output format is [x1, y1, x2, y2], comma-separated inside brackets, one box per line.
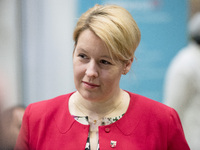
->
[73, 4, 141, 62]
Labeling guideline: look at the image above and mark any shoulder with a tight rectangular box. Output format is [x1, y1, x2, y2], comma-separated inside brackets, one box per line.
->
[127, 92, 185, 135]
[24, 93, 73, 121]
[118, 92, 189, 149]
[118, 91, 182, 135]
[128, 92, 176, 119]
[26, 93, 71, 110]
[129, 92, 170, 110]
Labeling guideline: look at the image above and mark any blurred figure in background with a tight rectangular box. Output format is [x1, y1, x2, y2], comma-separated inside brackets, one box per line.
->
[1, 106, 25, 150]
[164, 12, 200, 150]
[0, 73, 6, 148]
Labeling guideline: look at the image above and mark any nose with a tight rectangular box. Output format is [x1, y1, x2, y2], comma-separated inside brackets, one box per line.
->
[85, 60, 98, 78]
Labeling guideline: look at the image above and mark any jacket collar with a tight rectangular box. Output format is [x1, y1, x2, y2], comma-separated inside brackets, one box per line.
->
[115, 92, 146, 135]
[53, 92, 144, 135]
[53, 93, 77, 133]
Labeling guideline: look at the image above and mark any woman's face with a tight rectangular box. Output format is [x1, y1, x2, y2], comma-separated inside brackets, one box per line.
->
[73, 29, 126, 102]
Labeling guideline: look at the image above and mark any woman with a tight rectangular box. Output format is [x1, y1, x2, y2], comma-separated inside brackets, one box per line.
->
[15, 4, 190, 150]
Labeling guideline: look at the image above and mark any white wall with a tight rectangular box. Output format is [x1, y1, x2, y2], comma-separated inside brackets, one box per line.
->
[0, 0, 77, 108]
[0, 0, 22, 109]
[21, 0, 76, 106]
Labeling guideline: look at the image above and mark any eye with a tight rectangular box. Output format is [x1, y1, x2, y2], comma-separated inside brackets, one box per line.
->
[100, 59, 112, 65]
[78, 53, 88, 59]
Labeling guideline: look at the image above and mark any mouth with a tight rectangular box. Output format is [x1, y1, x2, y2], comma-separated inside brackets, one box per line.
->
[82, 81, 100, 88]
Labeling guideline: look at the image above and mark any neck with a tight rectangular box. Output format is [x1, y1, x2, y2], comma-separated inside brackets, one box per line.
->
[72, 89, 125, 119]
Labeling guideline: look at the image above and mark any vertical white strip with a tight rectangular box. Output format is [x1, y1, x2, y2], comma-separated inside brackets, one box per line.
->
[22, 0, 76, 105]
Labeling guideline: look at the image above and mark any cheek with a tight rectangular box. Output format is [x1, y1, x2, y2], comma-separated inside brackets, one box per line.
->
[101, 70, 122, 84]
[73, 61, 85, 79]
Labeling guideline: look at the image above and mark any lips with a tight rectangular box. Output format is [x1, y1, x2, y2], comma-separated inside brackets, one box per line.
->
[82, 81, 100, 88]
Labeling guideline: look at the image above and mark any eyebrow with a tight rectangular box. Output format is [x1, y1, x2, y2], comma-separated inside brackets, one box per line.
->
[76, 48, 87, 53]
[76, 48, 112, 60]
[100, 55, 112, 60]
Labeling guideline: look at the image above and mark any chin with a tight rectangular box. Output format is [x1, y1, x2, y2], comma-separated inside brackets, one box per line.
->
[80, 90, 104, 102]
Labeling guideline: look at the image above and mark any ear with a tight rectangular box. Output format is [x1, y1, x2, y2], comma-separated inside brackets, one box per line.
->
[122, 58, 133, 75]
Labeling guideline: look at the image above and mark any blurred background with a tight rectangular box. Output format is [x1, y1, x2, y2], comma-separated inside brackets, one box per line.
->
[0, 0, 199, 108]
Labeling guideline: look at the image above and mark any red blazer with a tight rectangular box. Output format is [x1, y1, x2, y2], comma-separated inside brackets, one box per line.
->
[15, 92, 190, 150]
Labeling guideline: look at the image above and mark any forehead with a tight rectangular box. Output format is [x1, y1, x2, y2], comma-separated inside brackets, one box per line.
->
[75, 29, 110, 56]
